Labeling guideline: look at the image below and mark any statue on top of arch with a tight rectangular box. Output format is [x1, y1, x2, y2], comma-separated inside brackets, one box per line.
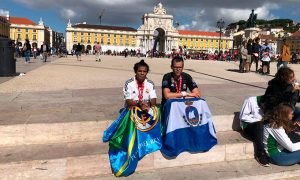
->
[153, 2, 166, 15]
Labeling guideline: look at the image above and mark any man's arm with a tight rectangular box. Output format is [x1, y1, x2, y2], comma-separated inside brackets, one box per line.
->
[188, 88, 201, 98]
[186, 74, 201, 98]
[163, 87, 186, 99]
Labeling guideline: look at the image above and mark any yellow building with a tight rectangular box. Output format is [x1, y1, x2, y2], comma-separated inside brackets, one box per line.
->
[177, 30, 231, 52]
[8, 16, 50, 48]
[66, 3, 233, 54]
[66, 21, 137, 52]
[287, 30, 300, 53]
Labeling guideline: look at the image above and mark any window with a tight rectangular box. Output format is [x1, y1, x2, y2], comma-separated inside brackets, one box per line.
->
[81, 32, 83, 35]
[26, 34, 29, 39]
[17, 34, 21, 39]
[33, 35, 36, 40]
[33, 29, 36, 33]
[26, 29, 28, 33]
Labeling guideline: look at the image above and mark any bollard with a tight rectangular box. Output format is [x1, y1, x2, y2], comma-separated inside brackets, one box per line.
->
[0, 38, 16, 76]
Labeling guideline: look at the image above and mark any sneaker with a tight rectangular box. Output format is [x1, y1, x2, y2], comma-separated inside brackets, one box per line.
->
[255, 154, 270, 167]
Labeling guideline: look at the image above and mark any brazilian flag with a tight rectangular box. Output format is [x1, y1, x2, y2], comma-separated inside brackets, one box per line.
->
[103, 106, 162, 177]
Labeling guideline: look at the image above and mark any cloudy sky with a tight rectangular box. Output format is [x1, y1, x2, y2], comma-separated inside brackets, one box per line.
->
[1, 0, 300, 33]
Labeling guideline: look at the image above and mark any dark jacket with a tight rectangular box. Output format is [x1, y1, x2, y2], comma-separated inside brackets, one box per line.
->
[259, 78, 300, 113]
[252, 43, 260, 54]
[247, 43, 253, 55]
[40, 44, 50, 53]
[24, 43, 31, 52]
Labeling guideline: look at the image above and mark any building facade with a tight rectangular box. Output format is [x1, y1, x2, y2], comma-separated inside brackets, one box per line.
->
[66, 3, 233, 54]
[9, 16, 50, 47]
[7, 15, 62, 50]
[0, 16, 10, 38]
[287, 30, 300, 53]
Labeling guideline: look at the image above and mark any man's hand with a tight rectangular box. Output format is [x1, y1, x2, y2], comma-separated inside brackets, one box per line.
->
[141, 102, 150, 112]
[187, 92, 201, 98]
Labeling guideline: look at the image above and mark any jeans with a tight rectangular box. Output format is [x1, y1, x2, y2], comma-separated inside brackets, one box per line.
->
[95, 52, 101, 61]
[239, 58, 245, 72]
[42, 52, 48, 62]
[25, 50, 30, 62]
[277, 60, 288, 70]
[269, 149, 300, 166]
[293, 107, 300, 122]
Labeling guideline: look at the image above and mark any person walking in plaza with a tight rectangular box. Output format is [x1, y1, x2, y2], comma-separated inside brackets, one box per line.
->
[239, 40, 248, 73]
[239, 96, 270, 166]
[23, 39, 31, 64]
[245, 39, 253, 72]
[32, 44, 38, 59]
[277, 39, 291, 70]
[95, 42, 102, 62]
[252, 37, 261, 72]
[40, 41, 50, 62]
[75, 43, 82, 61]
[260, 40, 273, 74]
[161, 55, 201, 108]
[262, 103, 300, 166]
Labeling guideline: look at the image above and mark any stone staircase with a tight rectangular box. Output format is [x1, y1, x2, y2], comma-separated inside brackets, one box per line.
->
[0, 88, 300, 180]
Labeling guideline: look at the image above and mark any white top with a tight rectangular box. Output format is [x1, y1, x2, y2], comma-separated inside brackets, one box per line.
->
[264, 124, 300, 156]
[123, 77, 157, 106]
[239, 96, 263, 128]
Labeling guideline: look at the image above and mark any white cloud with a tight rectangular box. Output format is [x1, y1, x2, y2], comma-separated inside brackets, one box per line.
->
[9, 0, 299, 32]
[60, 8, 76, 19]
[0, 9, 9, 16]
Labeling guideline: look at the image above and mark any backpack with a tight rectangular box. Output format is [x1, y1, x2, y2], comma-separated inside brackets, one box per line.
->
[22, 45, 27, 51]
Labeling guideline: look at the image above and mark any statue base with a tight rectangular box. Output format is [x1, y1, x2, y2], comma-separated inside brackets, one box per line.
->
[244, 28, 260, 39]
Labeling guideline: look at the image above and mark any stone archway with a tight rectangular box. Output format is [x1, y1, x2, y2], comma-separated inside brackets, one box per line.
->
[153, 28, 165, 53]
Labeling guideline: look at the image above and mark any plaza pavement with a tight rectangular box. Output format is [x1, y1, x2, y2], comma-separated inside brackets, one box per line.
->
[1, 55, 300, 179]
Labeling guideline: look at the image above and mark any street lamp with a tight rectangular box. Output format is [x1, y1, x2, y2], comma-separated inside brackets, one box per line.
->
[217, 19, 225, 54]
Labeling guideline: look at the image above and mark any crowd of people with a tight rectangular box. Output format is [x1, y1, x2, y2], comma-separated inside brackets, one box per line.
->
[13, 39, 67, 63]
[239, 37, 291, 75]
[240, 67, 300, 166]
[113, 53, 300, 172]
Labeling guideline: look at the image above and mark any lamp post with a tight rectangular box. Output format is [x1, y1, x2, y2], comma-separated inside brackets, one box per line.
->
[216, 19, 225, 54]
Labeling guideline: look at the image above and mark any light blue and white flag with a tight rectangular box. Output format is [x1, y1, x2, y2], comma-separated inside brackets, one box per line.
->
[161, 98, 217, 157]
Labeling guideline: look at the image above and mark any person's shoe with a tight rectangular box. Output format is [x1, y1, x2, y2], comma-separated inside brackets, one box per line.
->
[255, 154, 270, 167]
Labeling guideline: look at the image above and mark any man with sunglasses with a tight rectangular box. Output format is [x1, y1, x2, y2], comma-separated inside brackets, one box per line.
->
[161, 56, 201, 108]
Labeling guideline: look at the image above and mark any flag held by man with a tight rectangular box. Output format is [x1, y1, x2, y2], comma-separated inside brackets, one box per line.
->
[161, 98, 217, 157]
[103, 106, 162, 177]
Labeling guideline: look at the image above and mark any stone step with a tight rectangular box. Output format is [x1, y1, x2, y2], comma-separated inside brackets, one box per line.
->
[93, 159, 300, 180]
[0, 131, 254, 179]
[0, 113, 239, 147]
[2, 141, 300, 180]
